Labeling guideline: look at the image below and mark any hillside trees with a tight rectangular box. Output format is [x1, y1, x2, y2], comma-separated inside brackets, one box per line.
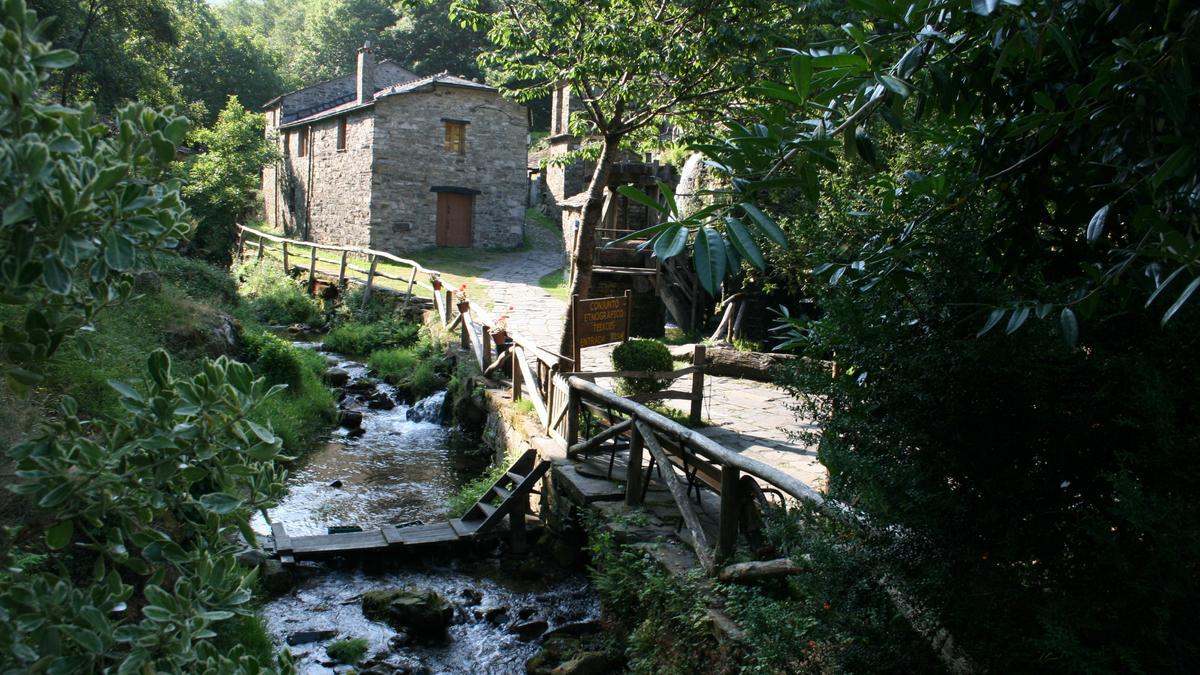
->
[453, 0, 796, 363]
[1, 5, 291, 670]
[178, 96, 279, 263]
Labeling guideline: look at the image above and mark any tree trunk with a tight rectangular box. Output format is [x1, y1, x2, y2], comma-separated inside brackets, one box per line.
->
[557, 133, 622, 368]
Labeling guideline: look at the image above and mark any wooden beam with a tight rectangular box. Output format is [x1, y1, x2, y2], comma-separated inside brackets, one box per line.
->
[717, 464, 739, 561]
[567, 418, 632, 458]
[515, 347, 548, 425]
[307, 246, 317, 290]
[511, 347, 523, 402]
[636, 419, 714, 572]
[362, 255, 378, 306]
[718, 558, 801, 584]
[338, 250, 348, 286]
[626, 422, 645, 506]
[690, 344, 706, 426]
[281, 240, 290, 274]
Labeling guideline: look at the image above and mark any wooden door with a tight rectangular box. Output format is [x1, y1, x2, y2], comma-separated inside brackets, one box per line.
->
[436, 193, 473, 247]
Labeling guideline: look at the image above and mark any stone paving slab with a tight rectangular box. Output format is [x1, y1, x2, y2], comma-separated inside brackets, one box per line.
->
[468, 220, 828, 493]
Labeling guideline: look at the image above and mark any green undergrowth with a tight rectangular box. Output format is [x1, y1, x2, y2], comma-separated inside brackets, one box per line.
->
[241, 330, 336, 453]
[367, 340, 449, 402]
[585, 504, 941, 674]
[447, 445, 521, 518]
[233, 257, 324, 326]
[537, 268, 569, 301]
[323, 319, 420, 356]
[326, 638, 368, 665]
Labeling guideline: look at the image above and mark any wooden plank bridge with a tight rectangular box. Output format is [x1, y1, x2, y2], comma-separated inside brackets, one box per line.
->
[268, 449, 549, 565]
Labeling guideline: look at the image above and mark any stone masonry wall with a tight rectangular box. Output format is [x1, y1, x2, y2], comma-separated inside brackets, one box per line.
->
[369, 87, 527, 250]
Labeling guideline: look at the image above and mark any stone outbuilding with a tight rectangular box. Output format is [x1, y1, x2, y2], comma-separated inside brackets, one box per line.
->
[261, 43, 528, 250]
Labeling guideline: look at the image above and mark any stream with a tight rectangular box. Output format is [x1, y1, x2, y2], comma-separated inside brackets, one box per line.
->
[252, 343, 599, 674]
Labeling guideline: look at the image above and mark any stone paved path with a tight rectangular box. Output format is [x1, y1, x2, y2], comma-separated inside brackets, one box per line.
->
[470, 220, 826, 492]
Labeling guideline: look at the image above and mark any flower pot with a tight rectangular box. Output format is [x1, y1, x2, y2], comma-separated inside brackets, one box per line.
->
[432, 280, 442, 291]
[491, 330, 509, 347]
[457, 301, 470, 315]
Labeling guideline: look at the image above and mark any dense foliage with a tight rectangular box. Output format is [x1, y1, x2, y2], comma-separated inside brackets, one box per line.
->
[625, 1, 1200, 670]
[1, 8, 294, 670]
[178, 97, 278, 263]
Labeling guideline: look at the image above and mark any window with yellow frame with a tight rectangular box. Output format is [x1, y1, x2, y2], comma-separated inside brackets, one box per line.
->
[444, 121, 466, 154]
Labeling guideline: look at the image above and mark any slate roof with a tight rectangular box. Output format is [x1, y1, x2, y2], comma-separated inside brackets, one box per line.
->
[278, 72, 498, 129]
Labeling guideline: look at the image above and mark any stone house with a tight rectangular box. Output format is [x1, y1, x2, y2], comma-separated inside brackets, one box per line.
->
[261, 43, 528, 250]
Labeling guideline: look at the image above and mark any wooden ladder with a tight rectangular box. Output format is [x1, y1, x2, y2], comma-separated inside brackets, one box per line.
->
[450, 448, 550, 538]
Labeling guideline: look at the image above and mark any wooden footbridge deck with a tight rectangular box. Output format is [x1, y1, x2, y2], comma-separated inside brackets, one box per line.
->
[268, 449, 550, 565]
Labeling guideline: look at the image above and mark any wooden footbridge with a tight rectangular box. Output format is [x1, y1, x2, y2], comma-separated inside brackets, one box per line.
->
[268, 449, 550, 565]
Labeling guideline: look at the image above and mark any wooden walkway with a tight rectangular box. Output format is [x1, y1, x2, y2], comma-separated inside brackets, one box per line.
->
[268, 449, 549, 565]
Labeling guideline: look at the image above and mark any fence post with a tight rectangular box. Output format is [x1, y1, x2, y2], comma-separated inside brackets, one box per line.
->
[459, 308, 469, 349]
[443, 289, 452, 326]
[626, 419, 645, 506]
[690, 344, 706, 426]
[362, 255, 378, 307]
[257, 236, 264, 260]
[402, 267, 417, 311]
[565, 384, 580, 449]
[481, 325, 493, 370]
[717, 465, 741, 562]
[281, 241, 289, 274]
[307, 246, 317, 291]
[237, 230, 245, 259]
[512, 347, 523, 402]
[338, 250, 348, 287]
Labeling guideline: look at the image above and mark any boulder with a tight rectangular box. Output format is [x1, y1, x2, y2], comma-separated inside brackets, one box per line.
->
[362, 587, 453, 643]
[234, 548, 266, 568]
[509, 619, 548, 641]
[338, 409, 363, 429]
[460, 588, 483, 606]
[325, 367, 351, 387]
[368, 393, 396, 410]
[261, 559, 294, 596]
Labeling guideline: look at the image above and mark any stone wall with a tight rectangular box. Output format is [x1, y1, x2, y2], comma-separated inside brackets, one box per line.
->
[369, 86, 528, 250]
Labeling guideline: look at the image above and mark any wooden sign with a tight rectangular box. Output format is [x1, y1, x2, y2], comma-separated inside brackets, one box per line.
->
[571, 290, 631, 369]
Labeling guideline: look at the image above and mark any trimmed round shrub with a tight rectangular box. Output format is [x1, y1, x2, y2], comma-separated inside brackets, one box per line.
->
[611, 339, 673, 396]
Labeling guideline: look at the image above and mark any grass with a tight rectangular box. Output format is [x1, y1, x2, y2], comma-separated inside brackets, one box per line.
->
[537, 268, 570, 302]
[526, 206, 560, 235]
[212, 613, 275, 664]
[367, 345, 448, 401]
[326, 637, 368, 665]
[322, 320, 420, 356]
[512, 398, 535, 417]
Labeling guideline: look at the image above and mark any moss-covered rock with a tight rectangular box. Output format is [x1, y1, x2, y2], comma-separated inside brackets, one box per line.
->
[361, 587, 453, 642]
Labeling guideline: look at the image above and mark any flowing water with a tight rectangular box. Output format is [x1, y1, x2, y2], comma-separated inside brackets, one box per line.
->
[254, 345, 599, 674]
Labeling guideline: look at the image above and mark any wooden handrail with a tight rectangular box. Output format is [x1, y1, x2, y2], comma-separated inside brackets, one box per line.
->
[567, 376, 825, 507]
[237, 224, 433, 276]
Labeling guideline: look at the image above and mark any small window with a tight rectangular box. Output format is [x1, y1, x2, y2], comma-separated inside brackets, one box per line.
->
[337, 118, 347, 151]
[298, 127, 308, 157]
[283, 130, 290, 153]
[444, 121, 466, 154]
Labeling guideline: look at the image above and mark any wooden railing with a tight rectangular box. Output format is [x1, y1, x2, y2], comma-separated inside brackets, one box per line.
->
[236, 225, 454, 320]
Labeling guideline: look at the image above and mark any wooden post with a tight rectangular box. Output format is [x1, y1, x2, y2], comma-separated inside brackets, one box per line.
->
[717, 465, 741, 562]
[237, 230, 245, 259]
[256, 236, 264, 260]
[459, 310, 469, 349]
[403, 266, 417, 308]
[570, 294, 581, 372]
[338, 250, 348, 287]
[443, 289, 453, 325]
[565, 385, 580, 449]
[626, 419, 645, 506]
[362, 255, 378, 307]
[307, 246, 317, 291]
[690, 344, 706, 426]
[281, 241, 289, 274]
[509, 492, 528, 555]
[624, 289, 632, 340]
[512, 347, 523, 402]
[481, 325, 492, 370]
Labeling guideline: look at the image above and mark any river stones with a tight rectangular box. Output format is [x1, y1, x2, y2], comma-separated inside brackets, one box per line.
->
[509, 619, 548, 641]
[324, 367, 351, 387]
[338, 409, 363, 429]
[362, 587, 453, 642]
[286, 629, 337, 646]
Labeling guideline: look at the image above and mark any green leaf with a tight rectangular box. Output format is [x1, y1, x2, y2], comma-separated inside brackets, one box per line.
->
[878, 75, 911, 97]
[616, 185, 666, 213]
[38, 482, 74, 509]
[740, 203, 786, 246]
[972, 0, 999, 15]
[1146, 266, 1184, 308]
[32, 50, 78, 69]
[977, 308, 1006, 337]
[198, 610, 235, 621]
[244, 420, 276, 444]
[108, 380, 144, 402]
[693, 226, 726, 296]
[3, 200, 32, 226]
[1161, 275, 1200, 326]
[1005, 306, 1030, 334]
[199, 492, 243, 514]
[1151, 147, 1193, 189]
[1086, 204, 1110, 243]
[70, 629, 103, 654]
[790, 54, 812, 103]
[104, 233, 136, 271]
[724, 217, 765, 271]
[653, 224, 688, 260]
[42, 255, 71, 295]
[46, 520, 73, 550]
[1059, 307, 1078, 348]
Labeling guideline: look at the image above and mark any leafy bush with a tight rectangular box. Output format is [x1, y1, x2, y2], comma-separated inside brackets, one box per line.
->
[366, 346, 420, 378]
[324, 320, 420, 356]
[368, 343, 448, 401]
[326, 638, 368, 665]
[242, 330, 304, 388]
[611, 339, 673, 396]
[177, 97, 278, 264]
[234, 257, 323, 326]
